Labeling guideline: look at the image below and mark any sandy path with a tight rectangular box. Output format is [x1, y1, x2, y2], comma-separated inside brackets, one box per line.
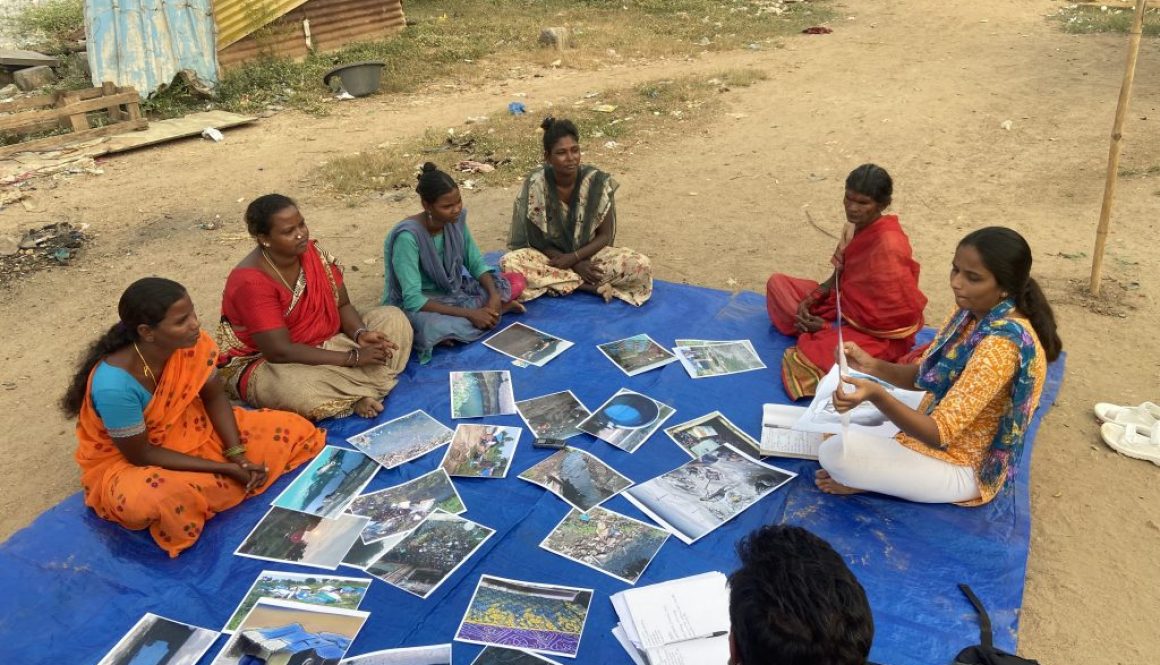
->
[1, 0, 1157, 660]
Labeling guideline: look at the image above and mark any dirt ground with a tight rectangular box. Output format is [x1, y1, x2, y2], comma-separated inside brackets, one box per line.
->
[1, 0, 1157, 660]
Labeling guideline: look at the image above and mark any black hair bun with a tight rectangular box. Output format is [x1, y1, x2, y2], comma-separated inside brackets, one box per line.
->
[421, 162, 438, 173]
[540, 116, 555, 131]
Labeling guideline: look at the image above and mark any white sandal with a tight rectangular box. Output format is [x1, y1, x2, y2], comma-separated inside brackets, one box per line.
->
[1100, 422, 1160, 466]
[1093, 401, 1160, 428]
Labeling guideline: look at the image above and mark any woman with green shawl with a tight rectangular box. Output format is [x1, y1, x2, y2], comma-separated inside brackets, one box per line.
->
[501, 117, 653, 306]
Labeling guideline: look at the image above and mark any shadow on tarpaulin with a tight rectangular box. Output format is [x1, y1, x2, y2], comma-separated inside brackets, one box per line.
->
[0, 280, 1063, 665]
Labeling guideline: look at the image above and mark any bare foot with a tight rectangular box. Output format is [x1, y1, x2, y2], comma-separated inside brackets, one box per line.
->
[503, 300, 526, 314]
[596, 283, 615, 303]
[815, 469, 865, 496]
[354, 397, 384, 418]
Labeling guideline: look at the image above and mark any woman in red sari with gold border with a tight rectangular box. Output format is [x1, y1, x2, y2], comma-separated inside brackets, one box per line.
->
[767, 164, 927, 399]
[218, 194, 413, 420]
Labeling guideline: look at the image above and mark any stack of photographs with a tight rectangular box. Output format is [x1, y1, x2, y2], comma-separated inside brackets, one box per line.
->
[484, 322, 573, 367]
[664, 411, 762, 459]
[540, 506, 669, 584]
[518, 447, 633, 512]
[455, 575, 594, 658]
[366, 510, 494, 598]
[236, 507, 370, 570]
[223, 571, 371, 634]
[450, 371, 518, 419]
[515, 391, 592, 440]
[271, 445, 380, 519]
[623, 445, 797, 544]
[597, 334, 678, 376]
[347, 410, 454, 470]
[672, 339, 766, 379]
[98, 614, 218, 665]
[578, 389, 675, 453]
[441, 424, 521, 478]
[211, 598, 368, 664]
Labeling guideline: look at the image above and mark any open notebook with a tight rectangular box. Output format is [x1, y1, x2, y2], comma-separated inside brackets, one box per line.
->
[759, 404, 826, 460]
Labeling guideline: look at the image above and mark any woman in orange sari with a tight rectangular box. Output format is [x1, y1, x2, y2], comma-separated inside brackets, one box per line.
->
[767, 164, 927, 399]
[63, 278, 324, 557]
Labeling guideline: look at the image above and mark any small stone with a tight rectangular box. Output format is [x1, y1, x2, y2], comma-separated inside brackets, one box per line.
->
[539, 27, 571, 50]
[0, 83, 18, 98]
[0, 236, 19, 256]
[14, 65, 58, 92]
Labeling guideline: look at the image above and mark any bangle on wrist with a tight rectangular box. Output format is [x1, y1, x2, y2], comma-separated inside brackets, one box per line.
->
[573, 251, 581, 262]
[223, 445, 246, 459]
[347, 348, 359, 367]
[353, 327, 368, 343]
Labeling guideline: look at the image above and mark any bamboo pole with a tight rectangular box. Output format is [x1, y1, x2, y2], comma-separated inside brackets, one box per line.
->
[1090, 0, 1149, 296]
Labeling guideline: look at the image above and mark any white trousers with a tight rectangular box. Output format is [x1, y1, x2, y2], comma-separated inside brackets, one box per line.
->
[818, 430, 981, 504]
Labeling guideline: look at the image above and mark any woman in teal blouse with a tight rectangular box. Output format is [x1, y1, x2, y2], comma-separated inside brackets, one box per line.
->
[383, 163, 526, 362]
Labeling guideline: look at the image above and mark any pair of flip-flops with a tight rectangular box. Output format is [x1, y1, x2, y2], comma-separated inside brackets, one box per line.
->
[1096, 401, 1160, 466]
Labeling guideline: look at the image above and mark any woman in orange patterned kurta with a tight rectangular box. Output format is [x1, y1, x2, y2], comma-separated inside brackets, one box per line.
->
[63, 278, 324, 556]
[814, 227, 1062, 505]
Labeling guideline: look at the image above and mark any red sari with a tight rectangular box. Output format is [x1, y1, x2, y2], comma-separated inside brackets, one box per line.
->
[766, 215, 927, 399]
[217, 241, 343, 400]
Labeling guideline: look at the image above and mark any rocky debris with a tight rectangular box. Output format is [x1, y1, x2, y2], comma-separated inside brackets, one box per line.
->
[13, 65, 57, 92]
[0, 221, 89, 286]
[539, 27, 571, 50]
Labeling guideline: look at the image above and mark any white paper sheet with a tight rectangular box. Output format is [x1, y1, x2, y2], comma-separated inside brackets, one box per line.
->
[645, 633, 731, 665]
[610, 572, 730, 650]
[794, 366, 927, 437]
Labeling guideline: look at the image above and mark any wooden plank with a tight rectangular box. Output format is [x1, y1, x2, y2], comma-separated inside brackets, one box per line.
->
[0, 91, 139, 133]
[0, 87, 112, 115]
[102, 111, 256, 154]
[0, 49, 59, 68]
[101, 82, 126, 122]
[0, 118, 147, 157]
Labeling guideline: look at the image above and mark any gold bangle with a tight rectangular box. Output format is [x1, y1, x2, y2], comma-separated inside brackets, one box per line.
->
[223, 445, 246, 458]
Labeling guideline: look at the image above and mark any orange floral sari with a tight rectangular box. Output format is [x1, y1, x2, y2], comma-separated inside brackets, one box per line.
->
[75, 331, 324, 557]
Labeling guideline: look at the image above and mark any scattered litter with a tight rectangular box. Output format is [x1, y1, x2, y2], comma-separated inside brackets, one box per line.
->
[508, 101, 527, 115]
[456, 160, 496, 173]
[697, 37, 712, 46]
[335, 90, 355, 101]
[592, 104, 618, 113]
[802, 26, 833, 34]
[584, 92, 600, 99]
[200, 127, 224, 142]
[199, 220, 218, 231]
[462, 179, 478, 190]
[0, 221, 89, 285]
[1000, 119, 1014, 130]
[746, 43, 761, 50]
[603, 141, 619, 149]
[465, 115, 490, 124]
[550, 59, 562, 68]
[362, 257, 377, 265]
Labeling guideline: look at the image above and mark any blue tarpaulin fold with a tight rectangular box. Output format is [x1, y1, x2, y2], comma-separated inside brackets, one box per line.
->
[0, 281, 1062, 664]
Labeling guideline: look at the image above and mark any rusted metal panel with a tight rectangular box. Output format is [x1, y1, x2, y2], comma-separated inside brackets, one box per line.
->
[217, 0, 404, 69]
[86, 0, 219, 97]
[212, 0, 311, 51]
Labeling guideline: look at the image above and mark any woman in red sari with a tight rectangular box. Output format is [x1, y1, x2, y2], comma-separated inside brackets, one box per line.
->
[218, 194, 413, 420]
[767, 164, 927, 399]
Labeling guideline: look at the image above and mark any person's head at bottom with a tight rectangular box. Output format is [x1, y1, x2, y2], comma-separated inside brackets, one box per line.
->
[728, 525, 873, 665]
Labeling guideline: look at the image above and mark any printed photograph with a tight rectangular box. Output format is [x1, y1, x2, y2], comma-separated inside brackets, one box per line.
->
[341, 535, 398, 570]
[272, 445, 380, 519]
[441, 424, 521, 478]
[596, 334, 678, 376]
[665, 411, 762, 459]
[235, 507, 370, 570]
[224, 571, 371, 634]
[97, 613, 217, 665]
[518, 447, 632, 512]
[340, 644, 452, 664]
[578, 389, 676, 453]
[211, 598, 368, 665]
[673, 340, 766, 379]
[347, 410, 454, 470]
[623, 445, 797, 544]
[450, 371, 517, 419]
[455, 575, 593, 658]
[469, 646, 564, 664]
[346, 469, 466, 544]
[540, 506, 670, 584]
[367, 511, 495, 598]
[484, 322, 573, 367]
[514, 391, 592, 441]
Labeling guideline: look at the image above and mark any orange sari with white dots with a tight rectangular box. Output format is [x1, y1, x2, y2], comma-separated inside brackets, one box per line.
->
[74, 331, 324, 557]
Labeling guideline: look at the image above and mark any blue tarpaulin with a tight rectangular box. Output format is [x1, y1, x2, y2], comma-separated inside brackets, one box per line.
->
[0, 281, 1062, 664]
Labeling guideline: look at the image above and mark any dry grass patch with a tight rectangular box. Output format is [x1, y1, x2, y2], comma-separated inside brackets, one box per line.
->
[1055, 4, 1160, 35]
[319, 69, 769, 197]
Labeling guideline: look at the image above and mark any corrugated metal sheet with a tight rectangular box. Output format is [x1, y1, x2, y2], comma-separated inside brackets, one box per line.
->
[86, 0, 219, 97]
[217, 0, 403, 69]
[212, 0, 311, 51]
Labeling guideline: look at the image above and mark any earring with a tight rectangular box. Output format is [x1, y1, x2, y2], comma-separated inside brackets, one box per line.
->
[262, 242, 270, 248]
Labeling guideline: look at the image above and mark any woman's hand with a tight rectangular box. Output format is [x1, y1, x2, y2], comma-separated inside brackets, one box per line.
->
[355, 345, 390, 366]
[466, 307, 500, 330]
[222, 459, 268, 493]
[838, 342, 878, 374]
[485, 293, 503, 317]
[574, 259, 604, 285]
[357, 330, 397, 354]
[831, 375, 882, 413]
[548, 252, 580, 271]
[794, 294, 825, 333]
